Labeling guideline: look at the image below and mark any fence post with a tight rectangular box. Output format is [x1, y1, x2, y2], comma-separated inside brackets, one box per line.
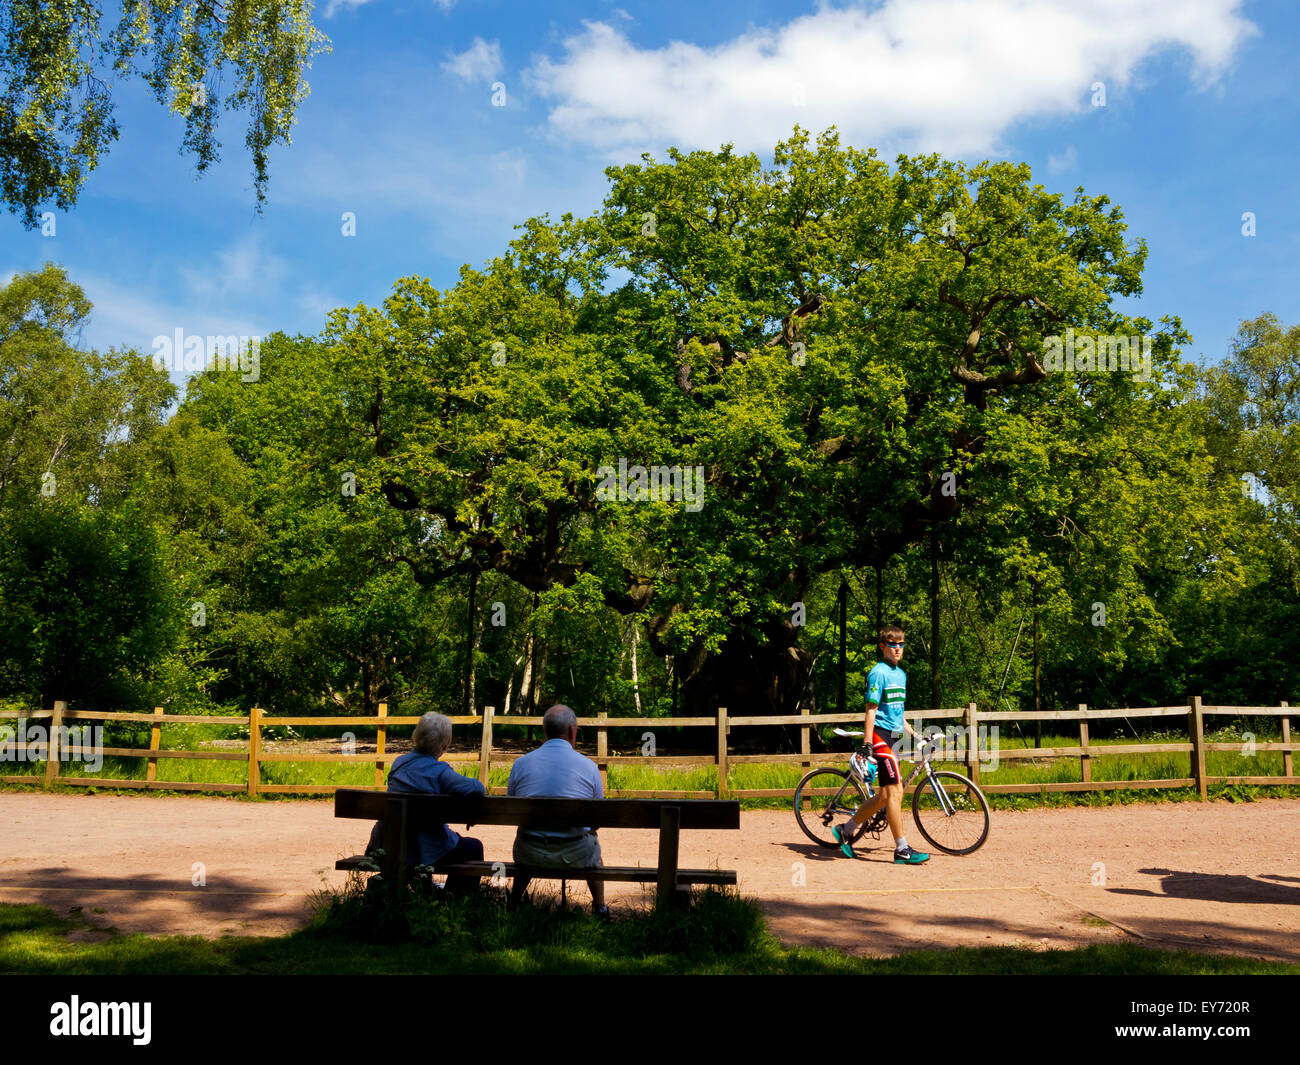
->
[147, 706, 163, 784]
[597, 711, 609, 793]
[716, 706, 729, 799]
[1078, 705, 1090, 785]
[478, 705, 494, 789]
[964, 703, 979, 784]
[247, 706, 261, 797]
[375, 701, 387, 787]
[1282, 701, 1292, 781]
[800, 704, 810, 770]
[1188, 695, 1206, 800]
[44, 701, 65, 788]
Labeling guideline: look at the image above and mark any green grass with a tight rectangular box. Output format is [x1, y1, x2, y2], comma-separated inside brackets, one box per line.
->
[1, 894, 1293, 976]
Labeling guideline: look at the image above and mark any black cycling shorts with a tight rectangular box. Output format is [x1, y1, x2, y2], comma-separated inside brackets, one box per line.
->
[870, 729, 903, 786]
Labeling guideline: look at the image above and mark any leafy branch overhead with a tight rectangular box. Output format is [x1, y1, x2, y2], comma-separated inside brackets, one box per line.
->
[0, 0, 330, 227]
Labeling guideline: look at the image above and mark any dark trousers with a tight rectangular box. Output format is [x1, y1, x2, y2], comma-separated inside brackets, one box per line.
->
[434, 835, 484, 895]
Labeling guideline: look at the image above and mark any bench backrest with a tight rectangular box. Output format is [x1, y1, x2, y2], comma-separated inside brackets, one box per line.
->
[335, 789, 739, 831]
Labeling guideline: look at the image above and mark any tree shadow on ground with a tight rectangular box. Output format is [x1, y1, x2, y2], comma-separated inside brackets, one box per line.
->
[1108, 868, 1300, 905]
[0, 866, 313, 937]
[758, 893, 1300, 964]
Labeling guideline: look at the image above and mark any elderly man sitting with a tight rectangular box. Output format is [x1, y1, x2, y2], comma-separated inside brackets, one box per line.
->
[507, 704, 609, 917]
[366, 711, 485, 894]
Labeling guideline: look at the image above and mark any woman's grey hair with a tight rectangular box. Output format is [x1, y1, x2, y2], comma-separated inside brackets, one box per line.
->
[412, 712, 453, 756]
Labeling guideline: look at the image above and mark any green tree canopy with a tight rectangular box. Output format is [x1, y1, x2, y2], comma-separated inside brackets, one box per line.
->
[0, 263, 181, 705]
[210, 127, 1232, 715]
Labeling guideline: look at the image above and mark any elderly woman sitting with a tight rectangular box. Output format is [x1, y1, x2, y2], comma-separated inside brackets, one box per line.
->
[366, 711, 485, 894]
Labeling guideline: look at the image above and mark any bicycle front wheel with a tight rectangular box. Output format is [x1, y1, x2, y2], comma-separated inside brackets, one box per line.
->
[794, 768, 870, 848]
[911, 771, 990, 855]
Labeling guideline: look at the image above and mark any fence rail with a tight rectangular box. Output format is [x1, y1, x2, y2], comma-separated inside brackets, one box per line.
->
[1, 697, 1295, 800]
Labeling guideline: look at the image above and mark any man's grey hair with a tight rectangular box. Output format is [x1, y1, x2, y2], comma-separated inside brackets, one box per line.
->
[542, 704, 577, 738]
[412, 712, 453, 756]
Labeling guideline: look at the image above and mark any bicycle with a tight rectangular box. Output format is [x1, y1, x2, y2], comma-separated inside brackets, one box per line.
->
[793, 729, 991, 855]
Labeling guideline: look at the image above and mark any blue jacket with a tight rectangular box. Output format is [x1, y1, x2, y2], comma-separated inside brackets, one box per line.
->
[370, 751, 485, 866]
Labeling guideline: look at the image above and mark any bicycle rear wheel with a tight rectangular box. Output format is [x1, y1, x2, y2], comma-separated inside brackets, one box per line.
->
[911, 771, 990, 855]
[794, 768, 870, 848]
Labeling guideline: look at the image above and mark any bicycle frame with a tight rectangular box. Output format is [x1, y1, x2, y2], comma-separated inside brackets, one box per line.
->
[871, 746, 956, 817]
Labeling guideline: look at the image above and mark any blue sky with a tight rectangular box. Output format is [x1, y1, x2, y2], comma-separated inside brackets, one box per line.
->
[3, 0, 1297, 383]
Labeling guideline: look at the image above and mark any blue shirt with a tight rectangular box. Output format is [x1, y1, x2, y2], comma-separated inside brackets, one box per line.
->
[507, 738, 603, 836]
[866, 661, 907, 732]
[384, 751, 485, 866]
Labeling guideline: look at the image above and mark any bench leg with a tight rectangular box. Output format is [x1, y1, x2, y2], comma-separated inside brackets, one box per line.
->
[381, 797, 408, 904]
[656, 806, 681, 908]
[510, 875, 531, 907]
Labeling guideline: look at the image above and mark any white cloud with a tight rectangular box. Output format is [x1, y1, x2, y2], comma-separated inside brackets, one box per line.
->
[322, 0, 377, 18]
[76, 272, 265, 371]
[1047, 144, 1078, 173]
[179, 232, 289, 301]
[491, 148, 527, 186]
[77, 267, 343, 377]
[295, 285, 345, 326]
[443, 37, 504, 85]
[324, 0, 454, 17]
[525, 0, 1257, 159]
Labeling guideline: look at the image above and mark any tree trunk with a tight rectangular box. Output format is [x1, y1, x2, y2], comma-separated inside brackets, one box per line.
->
[517, 636, 534, 715]
[930, 525, 941, 709]
[837, 580, 848, 716]
[1033, 604, 1042, 748]
[503, 642, 526, 715]
[630, 624, 642, 715]
[464, 569, 478, 715]
[525, 592, 540, 714]
[469, 607, 481, 719]
[531, 643, 549, 714]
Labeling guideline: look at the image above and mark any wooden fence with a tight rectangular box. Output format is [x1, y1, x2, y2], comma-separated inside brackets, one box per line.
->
[1, 698, 1295, 800]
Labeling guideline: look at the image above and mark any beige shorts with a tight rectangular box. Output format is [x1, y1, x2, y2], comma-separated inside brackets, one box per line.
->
[513, 830, 602, 869]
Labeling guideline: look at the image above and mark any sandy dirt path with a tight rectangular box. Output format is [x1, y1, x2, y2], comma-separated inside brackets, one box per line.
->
[1, 792, 1296, 961]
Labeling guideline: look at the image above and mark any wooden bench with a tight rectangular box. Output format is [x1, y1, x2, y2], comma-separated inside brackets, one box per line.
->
[333, 789, 740, 907]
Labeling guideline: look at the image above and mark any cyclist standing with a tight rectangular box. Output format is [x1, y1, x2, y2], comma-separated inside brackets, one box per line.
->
[833, 624, 930, 864]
